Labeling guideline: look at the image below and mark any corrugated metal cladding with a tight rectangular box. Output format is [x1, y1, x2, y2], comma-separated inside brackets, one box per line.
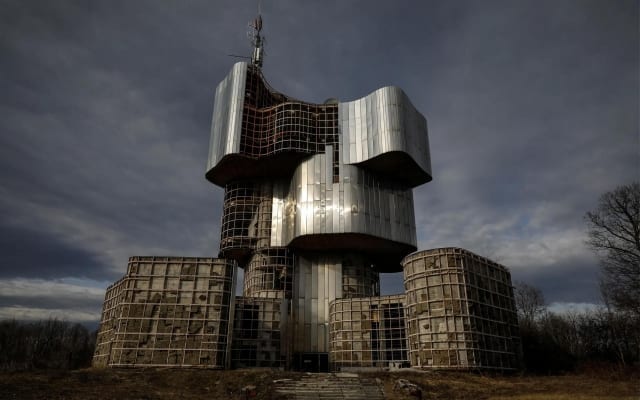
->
[270, 154, 417, 248]
[207, 62, 246, 172]
[339, 86, 431, 180]
[291, 254, 380, 354]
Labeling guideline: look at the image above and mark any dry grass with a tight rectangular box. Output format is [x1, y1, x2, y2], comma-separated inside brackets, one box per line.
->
[376, 368, 639, 400]
[0, 367, 637, 400]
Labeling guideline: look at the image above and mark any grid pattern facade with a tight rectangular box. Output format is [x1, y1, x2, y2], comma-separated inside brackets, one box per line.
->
[92, 257, 235, 368]
[342, 261, 380, 298]
[231, 297, 286, 368]
[243, 247, 293, 298]
[220, 181, 272, 257]
[241, 66, 340, 180]
[329, 295, 408, 370]
[403, 248, 520, 371]
[92, 277, 126, 367]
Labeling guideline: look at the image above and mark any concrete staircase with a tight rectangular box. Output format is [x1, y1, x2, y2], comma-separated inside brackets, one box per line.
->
[273, 373, 385, 400]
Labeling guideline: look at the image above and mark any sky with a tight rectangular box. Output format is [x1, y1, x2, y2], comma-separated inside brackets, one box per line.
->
[1, 0, 637, 326]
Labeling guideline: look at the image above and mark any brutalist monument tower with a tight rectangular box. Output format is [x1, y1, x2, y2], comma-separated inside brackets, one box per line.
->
[93, 14, 520, 372]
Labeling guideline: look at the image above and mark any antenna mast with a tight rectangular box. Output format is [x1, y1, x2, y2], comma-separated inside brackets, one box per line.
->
[249, 1, 264, 68]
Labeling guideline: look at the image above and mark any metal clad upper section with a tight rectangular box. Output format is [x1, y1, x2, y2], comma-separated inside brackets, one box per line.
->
[207, 63, 428, 266]
[339, 86, 432, 187]
[206, 66, 431, 188]
[207, 62, 247, 172]
[271, 153, 417, 251]
[205, 62, 339, 186]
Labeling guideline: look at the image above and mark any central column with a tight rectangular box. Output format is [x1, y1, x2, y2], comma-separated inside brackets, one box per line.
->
[290, 252, 379, 370]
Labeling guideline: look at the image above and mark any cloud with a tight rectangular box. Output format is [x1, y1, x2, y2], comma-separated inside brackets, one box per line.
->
[1, 2, 226, 282]
[0, 0, 636, 319]
[0, 306, 100, 324]
[547, 302, 602, 315]
[0, 222, 110, 280]
[0, 278, 107, 323]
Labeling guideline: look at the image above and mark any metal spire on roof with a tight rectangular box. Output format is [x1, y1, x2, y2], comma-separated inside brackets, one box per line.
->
[248, 1, 264, 67]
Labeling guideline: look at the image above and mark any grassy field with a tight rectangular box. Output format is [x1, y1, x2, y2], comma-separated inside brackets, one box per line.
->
[0, 367, 637, 399]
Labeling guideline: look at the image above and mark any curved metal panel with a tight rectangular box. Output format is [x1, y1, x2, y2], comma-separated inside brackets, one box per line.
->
[339, 86, 432, 187]
[206, 62, 247, 173]
[271, 153, 417, 252]
[206, 63, 340, 186]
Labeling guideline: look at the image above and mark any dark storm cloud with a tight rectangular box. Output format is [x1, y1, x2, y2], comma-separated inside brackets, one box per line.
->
[512, 262, 601, 305]
[0, 0, 637, 321]
[405, 0, 638, 306]
[0, 291, 103, 314]
[0, 0, 233, 282]
[0, 278, 105, 322]
[0, 222, 109, 280]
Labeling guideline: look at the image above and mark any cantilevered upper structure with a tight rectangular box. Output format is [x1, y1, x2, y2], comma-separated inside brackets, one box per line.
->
[93, 12, 520, 372]
[206, 62, 431, 262]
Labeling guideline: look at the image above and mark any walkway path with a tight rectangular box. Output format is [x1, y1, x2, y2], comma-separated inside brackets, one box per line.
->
[273, 372, 385, 400]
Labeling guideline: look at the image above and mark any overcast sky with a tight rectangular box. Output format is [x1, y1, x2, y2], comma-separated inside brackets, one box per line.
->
[1, 0, 637, 325]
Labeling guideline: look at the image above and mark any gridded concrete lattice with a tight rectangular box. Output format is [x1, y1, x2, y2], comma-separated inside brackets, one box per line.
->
[329, 295, 408, 370]
[243, 248, 293, 299]
[93, 257, 235, 368]
[220, 181, 273, 259]
[231, 297, 286, 368]
[241, 66, 341, 181]
[403, 248, 521, 370]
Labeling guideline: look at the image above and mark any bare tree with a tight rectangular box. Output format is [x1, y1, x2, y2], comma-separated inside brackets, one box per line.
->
[0, 319, 95, 371]
[514, 281, 546, 327]
[585, 182, 640, 316]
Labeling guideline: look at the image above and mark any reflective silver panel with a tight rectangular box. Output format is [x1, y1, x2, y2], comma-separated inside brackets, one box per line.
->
[207, 62, 247, 172]
[270, 151, 416, 248]
[340, 86, 431, 183]
[291, 253, 379, 354]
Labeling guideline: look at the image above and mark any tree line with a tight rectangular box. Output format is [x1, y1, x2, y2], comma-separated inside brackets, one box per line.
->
[516, 182, 640, 373]
[515, 281, 639, 373]
[0, 319, 96, 371]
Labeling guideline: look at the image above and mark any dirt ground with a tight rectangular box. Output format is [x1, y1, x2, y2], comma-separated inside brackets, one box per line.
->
[0, 367, 637, 400]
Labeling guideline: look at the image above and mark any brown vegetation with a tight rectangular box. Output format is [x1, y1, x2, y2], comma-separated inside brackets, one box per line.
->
[0, 319, 95, 371]
[513, 280, 640, 372]
[0, 367, 637, 400]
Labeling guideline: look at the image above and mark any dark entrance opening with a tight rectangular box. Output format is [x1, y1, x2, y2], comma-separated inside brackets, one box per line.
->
[292, 352, 329, 372]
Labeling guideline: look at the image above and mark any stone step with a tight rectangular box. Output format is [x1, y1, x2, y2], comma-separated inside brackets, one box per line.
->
[273, 373, 384, 400]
